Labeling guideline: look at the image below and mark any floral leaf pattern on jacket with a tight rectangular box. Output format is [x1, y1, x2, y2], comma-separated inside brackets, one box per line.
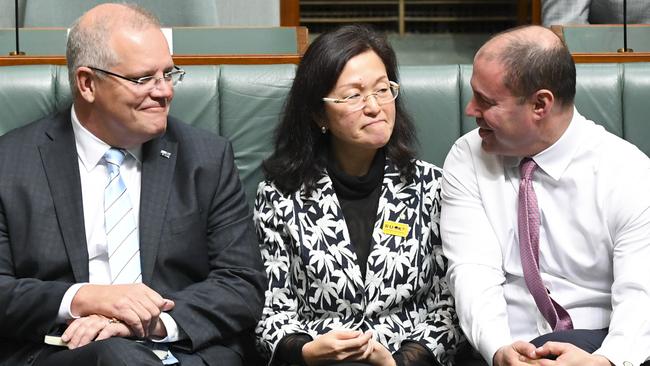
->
[254, 159, 465, 365]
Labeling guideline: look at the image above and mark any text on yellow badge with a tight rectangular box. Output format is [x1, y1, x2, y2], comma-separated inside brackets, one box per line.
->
[382, 220, 410, 237]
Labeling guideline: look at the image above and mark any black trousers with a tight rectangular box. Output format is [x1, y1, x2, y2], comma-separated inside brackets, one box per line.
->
[34, 338, 242, 366]
[455, 328, 649, 366]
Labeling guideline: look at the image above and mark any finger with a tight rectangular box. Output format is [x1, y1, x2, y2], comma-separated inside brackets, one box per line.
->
[67, 316, 107, 349]
[117, 307, 146, 338]
[61, 319, 82, 343]
[512, 340, 538, 360]
[96, 322, 131, 341]
[329, 329, 363, 339]
[161, 299, 175, 311]
[360, 338, 375, 360]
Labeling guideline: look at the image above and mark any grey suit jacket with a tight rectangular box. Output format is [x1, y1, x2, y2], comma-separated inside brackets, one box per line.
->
[0, 109, 266, 365]
[542, 0, 650, 26]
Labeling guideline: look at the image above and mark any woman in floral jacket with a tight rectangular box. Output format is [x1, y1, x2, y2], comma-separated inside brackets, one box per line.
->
[254, 24, 464, 366]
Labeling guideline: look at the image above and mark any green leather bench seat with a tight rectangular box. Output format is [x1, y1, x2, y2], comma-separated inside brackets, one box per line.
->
[1, 63, 650, 205]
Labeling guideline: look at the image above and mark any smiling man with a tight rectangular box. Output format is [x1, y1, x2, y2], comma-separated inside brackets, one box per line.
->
[0, 3, 264, 366]
[441, 26, 650, 366]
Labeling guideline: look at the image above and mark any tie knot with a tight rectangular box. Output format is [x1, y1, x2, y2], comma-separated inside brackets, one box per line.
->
[104, 148, 127, 167]
[520, 158, 537, 181]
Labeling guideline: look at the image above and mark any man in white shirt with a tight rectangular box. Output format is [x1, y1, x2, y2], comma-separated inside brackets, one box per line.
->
[441, 25, 650, 366]
[0, 3, 264, 365]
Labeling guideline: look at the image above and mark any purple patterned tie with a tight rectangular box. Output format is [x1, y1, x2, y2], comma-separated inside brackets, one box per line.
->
[518, 158, 573, 331]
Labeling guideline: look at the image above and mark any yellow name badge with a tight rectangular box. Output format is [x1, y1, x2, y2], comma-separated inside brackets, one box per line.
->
[382, 220, 410, 238]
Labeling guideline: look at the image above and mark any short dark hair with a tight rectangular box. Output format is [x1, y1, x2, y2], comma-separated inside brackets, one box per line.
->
[498, 29, 576, 106]
[262, 24, 416, 195]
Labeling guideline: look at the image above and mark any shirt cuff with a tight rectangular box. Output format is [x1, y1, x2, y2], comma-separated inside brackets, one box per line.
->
[150, 312, 182, 343]
[57, 283, 87, 322]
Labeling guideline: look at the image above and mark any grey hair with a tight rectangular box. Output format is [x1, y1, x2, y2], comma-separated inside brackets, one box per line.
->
[66, 3, 161, 98]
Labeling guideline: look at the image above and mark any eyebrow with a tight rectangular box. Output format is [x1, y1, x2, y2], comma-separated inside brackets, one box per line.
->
[336, 75, 390, 90]
[125, 64, 175, 78]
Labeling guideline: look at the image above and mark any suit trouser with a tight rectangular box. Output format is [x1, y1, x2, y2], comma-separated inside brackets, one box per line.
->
[456, 328, 650, 366]
[34, 337, 243, 366]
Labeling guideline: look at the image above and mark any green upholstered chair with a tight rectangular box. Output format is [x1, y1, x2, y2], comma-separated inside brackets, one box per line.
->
[2, 63, 650, 206]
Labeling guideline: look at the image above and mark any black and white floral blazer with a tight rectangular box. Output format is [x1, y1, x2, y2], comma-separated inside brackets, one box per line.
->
[254, 158, 464, 365]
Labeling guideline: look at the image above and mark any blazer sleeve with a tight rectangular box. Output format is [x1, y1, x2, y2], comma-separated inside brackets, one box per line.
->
[406, 174, 465, 366]
[0, 195, 70, 341]
[254, 181, 311, 360]
[166, 141, 266, 351]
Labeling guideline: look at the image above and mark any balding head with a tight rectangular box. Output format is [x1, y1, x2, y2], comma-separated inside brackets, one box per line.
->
[66, 3, 161, 98]
[475, 25, 576, 107]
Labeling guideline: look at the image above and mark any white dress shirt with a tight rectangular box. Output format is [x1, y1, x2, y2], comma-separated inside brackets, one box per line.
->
[441, 109, 650, 366]
[56, 107, 180, 342]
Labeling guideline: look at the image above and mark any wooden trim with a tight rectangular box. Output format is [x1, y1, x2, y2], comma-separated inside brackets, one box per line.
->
[0, 54, 303, 66]
[531, 0, 541, 25]
[517, 0, 529, 25]
[295, 26, 309, 55]
[280, 0, 300, 26]
[571, 53, 650, 63]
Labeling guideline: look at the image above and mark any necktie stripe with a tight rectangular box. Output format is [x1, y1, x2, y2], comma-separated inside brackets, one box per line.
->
[108, 226, 138, 258]
[110, 250, 141, 284]
[105, 207, 133, 234]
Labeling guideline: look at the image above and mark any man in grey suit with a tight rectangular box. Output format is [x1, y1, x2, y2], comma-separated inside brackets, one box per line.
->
[542, 0, 650, 26]
[0, 3, 265, 365]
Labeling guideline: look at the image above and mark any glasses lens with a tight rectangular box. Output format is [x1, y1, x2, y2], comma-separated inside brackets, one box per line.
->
[170, 70, 184, 86]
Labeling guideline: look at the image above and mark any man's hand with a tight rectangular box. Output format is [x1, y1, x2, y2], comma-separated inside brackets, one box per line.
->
[302, 330, 373, 365]
[70, 284, 174, 338]
[365, 338, 397, 366]
[533, 342, 613, 366]
[61, 314, 131, 349]
[493, 341, 541, 366]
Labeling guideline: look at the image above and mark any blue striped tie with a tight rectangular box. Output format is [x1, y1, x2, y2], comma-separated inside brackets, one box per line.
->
[103, 148, 142, 284]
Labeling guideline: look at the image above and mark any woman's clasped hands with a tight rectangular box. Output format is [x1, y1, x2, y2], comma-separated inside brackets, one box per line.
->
[302, 330, 396, 366]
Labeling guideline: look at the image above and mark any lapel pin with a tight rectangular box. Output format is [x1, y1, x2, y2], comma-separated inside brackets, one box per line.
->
[160, 150, 171, 159]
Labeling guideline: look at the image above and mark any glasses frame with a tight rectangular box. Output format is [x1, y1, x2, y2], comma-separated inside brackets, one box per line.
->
[87, 65, 186, 88]
[322, 81, 400, 110]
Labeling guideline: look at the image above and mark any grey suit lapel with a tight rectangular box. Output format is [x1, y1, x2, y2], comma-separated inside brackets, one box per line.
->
[39, 113, 89, 282]
[139, 136, 177, 284]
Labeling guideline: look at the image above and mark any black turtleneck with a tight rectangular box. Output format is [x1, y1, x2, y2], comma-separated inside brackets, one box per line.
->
[327, 149, 384, 279]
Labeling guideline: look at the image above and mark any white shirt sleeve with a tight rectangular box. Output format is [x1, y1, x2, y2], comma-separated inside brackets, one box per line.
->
[594, 156, 650, 366]
[440, 138, 512, 365]
[57, 283, 87, 321]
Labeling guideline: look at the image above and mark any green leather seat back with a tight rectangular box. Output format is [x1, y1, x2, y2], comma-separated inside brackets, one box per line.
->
[170, 65, 221, 135]
[459, 64, 475, 134]
[54, 66, 72, 111]
[0, 65, 58, 135]
[623, 63, 650, 155]
[574, 63, 623, 136]
[218, 64, 296, 204]
[400, 65, 462, 166]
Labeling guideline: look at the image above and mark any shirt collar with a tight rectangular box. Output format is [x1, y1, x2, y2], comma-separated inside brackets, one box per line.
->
[531, 107, 586, 181]
[70, 106, 142, 172]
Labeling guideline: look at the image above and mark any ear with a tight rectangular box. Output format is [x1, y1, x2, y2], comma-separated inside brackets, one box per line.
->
[75, 66, 97, 103]
[531, 89, 554, 120]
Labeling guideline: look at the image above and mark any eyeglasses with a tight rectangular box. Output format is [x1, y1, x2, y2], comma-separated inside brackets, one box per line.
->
[87, 65, 185, 91]
[322, 81, 399, 112]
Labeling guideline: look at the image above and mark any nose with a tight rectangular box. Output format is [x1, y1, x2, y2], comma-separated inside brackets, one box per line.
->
[150, 78, 174, 98]
[362, 94, 381, 114]
[465, 98, 480, 117]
